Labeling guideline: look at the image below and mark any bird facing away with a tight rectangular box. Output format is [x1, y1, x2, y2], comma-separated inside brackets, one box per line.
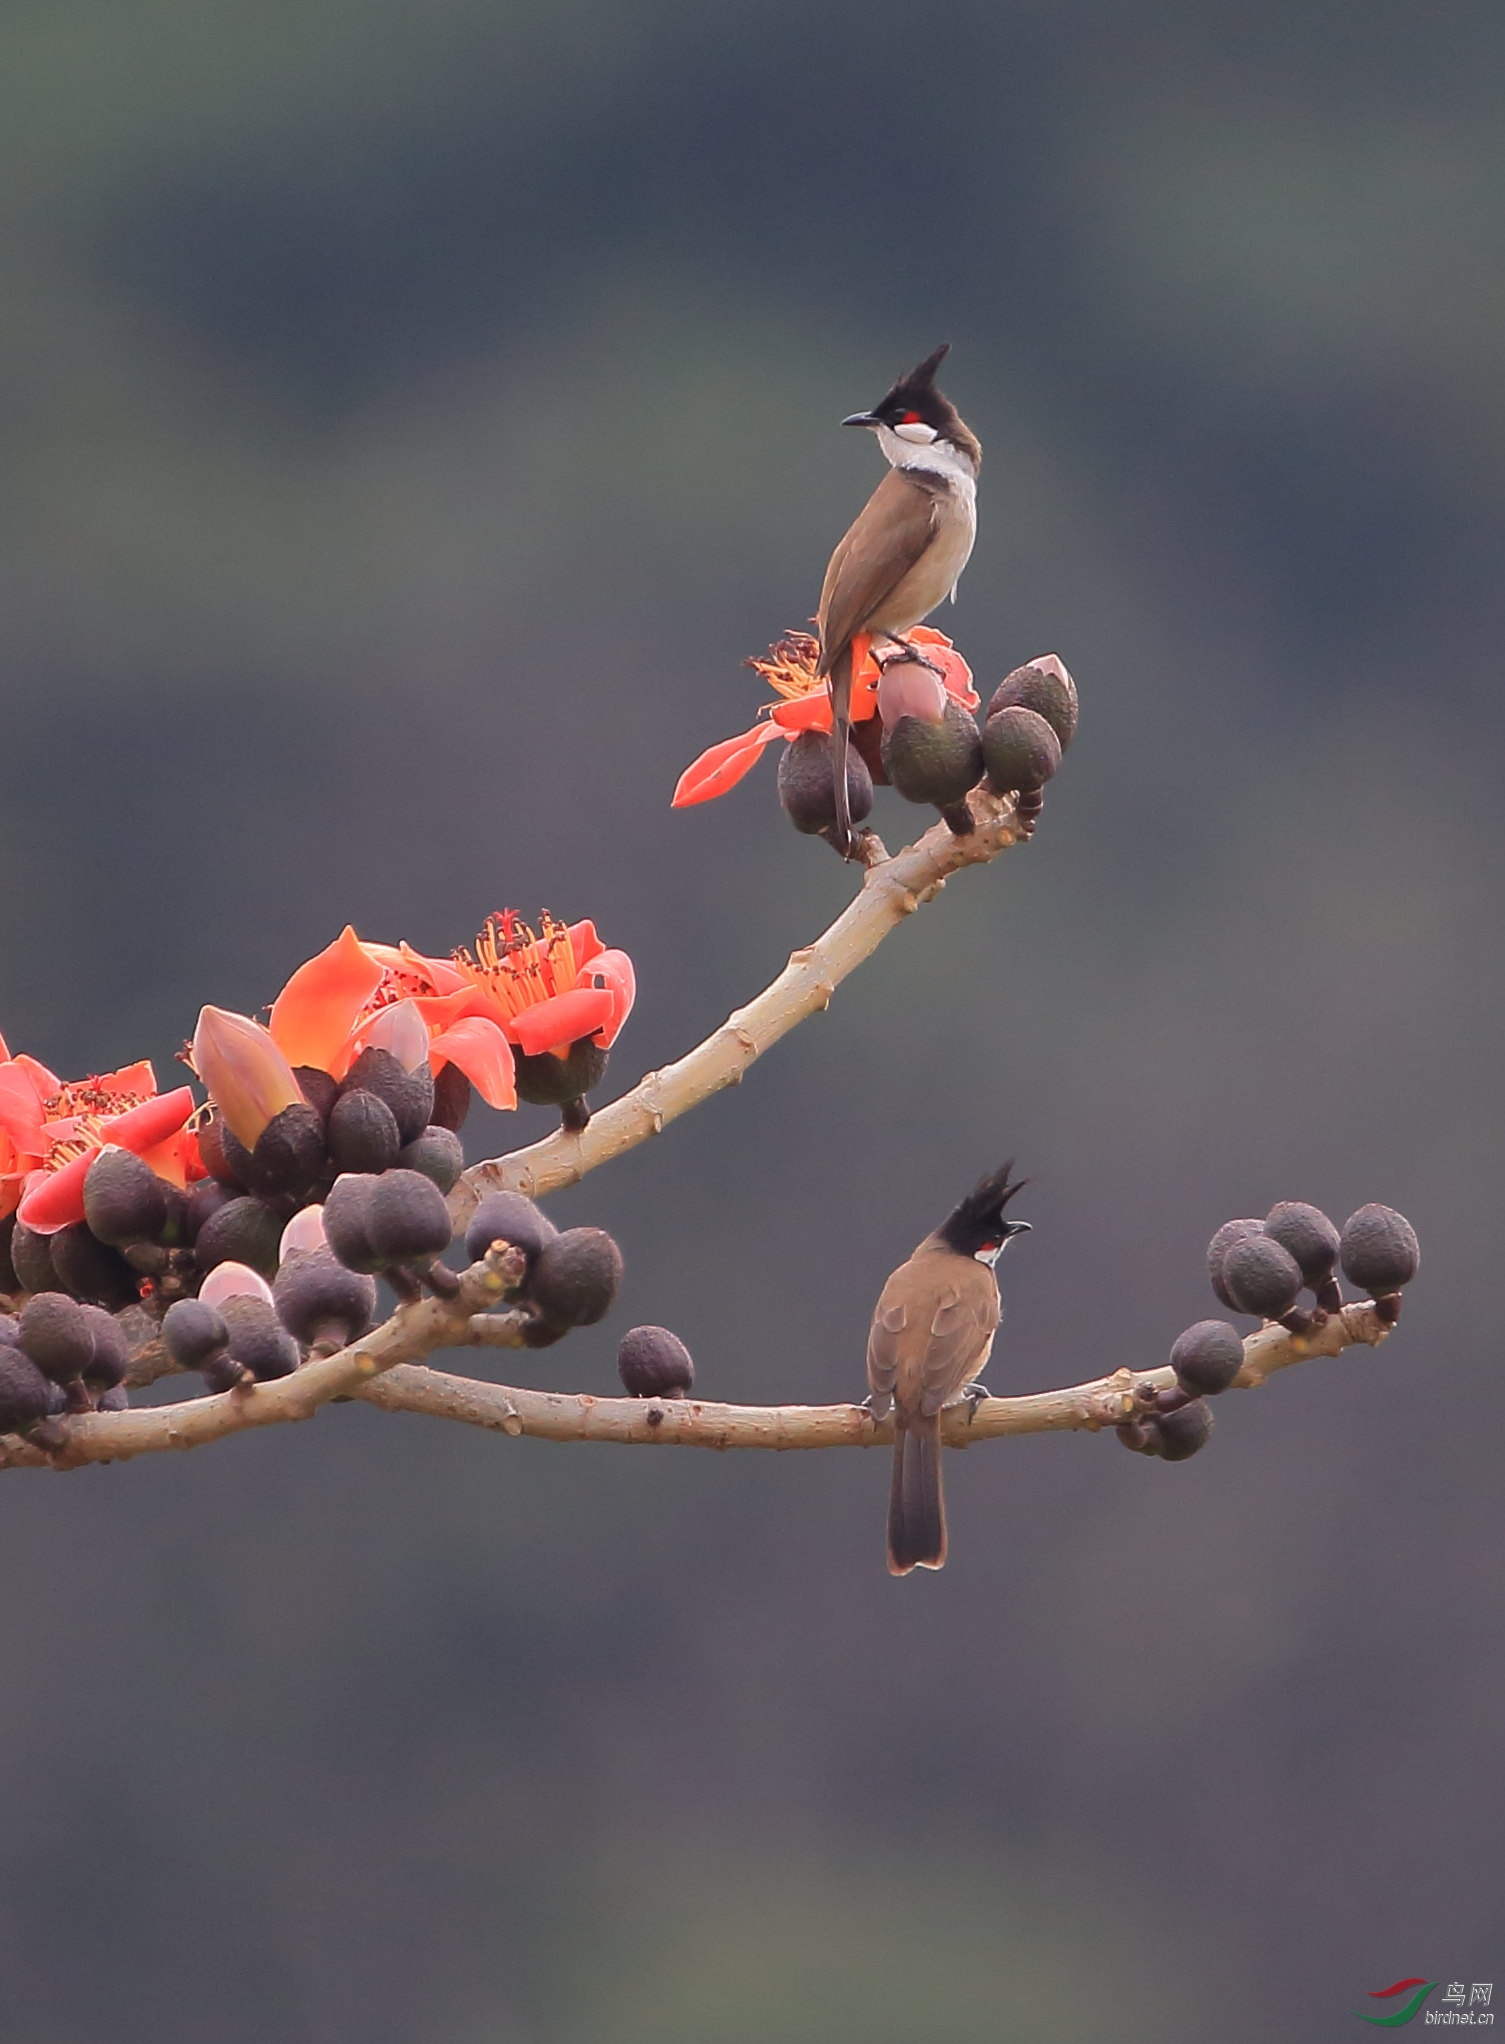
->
[866, 1164, 1030, 1575]
[816, 343, 981, 857]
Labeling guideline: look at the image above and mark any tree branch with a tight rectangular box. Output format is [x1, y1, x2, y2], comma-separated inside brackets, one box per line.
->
[451, 790, 1028, 1221]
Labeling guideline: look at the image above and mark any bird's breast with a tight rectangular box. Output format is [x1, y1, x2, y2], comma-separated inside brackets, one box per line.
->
[866, 483, 977, 635]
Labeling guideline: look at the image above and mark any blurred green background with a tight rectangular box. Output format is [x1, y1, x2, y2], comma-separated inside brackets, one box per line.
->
[1, 3, 1501, 2038]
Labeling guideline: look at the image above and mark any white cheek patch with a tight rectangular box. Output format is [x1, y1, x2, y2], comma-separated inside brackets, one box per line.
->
[892, 420, 938, 444]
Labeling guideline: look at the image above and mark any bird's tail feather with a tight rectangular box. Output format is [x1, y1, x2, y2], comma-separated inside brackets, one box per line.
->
[827, 644, 855, 856]
[888, 1412, 947, 1575]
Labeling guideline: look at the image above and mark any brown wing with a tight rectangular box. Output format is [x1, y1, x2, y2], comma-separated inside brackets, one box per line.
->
[867, 1253, 999, 1419]
[915, 1274, 999, 1416]
[817, 468, 940, 674]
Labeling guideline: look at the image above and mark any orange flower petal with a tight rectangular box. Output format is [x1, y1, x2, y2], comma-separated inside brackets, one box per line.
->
[269, 926, 387, 1073]
[427, 1018, 517, 1110]
[583, 949, 635, 1047]
[103, 1087, 197, 1154]
[97, 1060, 158, 1102]
[14, 1054, 60, 1098]
[672, 724, 783, 807]
[510, 988, 614, 1058]
[0, 1064, 46, 1149]
[18, 1158, 92, 1232]
[770, 695, 833, 734]
[566, 920, 602, 968]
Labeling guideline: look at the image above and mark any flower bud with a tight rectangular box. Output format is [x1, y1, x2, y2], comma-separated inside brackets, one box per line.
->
[1170, 1319, 1244, 1398]
[0, 1315, 16, 1345]
[617, 1324, 694, 1398]
[1205, 1219, 1264, 1311]
[323, 1175, 380, 1274]
[7, 1221, 57, 1294]
[430, 1062, 473, 1133]
[193, 1006, 306, 1152]
[1152, 1398, 1214, 1461]
[397, 1125, 465, 1194]
[1221, 1234, 1303, 1320]
[77, 1304, 129, 1391]
[514, 1041, 608, 1111]
[48, 1224, 138, 1310]
[328, 1088, 402, 1174]
[0, 1345, 54, 1433]
[184, 1178, 234, 1243]
[982, 705, 1062, 796]
[194, 1196, 284, 1280]
[1263, 1201, 1340, 1288]
[18, 1293, 95, 1383]
[364, 1169, 453, 1266]
[464, 1190, 557, 1270]
[246, 1102, 329, 1198]
[0, 1216, 18, 1295]
[880, 701, 985, 809]
[162, 1297, 232, 1374]
[273, 1247, 376, 1351]
[293, 1065, 340, 1124]
[279, 1206, 328, 1262]
[526, 1226, 623, 1329]
[341, 1047, 434, 1147]
[219, 1295, 299, 1382]
[198, 1261, 275, 1311]
[986, 657, 1078, 751]
[97, 1384, 129, 1411]
[83, 1146, 169, 1247]
[360, 1000, 429, 1073]
[777, 729, 873, 836]
[1339, 1204, 1420, 1297]
[195, 1111, 245, 1190]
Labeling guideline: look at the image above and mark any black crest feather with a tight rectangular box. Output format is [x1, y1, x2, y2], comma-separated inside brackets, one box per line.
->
[938, 1161, 1030, 1256]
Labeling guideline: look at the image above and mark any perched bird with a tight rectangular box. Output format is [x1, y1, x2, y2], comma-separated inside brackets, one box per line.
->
[817, 344, 981, 856]
[866, 1163, 1030, 1575]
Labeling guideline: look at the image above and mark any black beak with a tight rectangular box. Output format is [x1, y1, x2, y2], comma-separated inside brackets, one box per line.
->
[841, 410, 880, 428]
[1002, 1221, 1033, 1241]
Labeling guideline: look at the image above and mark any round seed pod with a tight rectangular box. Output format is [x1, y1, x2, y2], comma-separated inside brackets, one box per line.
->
[514, 1040, 608, 1111]
[185, 1177, 234, 1244]
[982, 705, 1062, 795]
[293, 1065, 340, 1125]
[1339, 1204, 1420, 1296]
[430, 1062, 473, 1133]
[18, 1293, 95, 1383]
[1205, 1219, 1265, 1310]
[1170, 1319, 1244, 1398]
[196, 1111, 246, 1190]
[219, 1296, 299, 1382]
[397, 1125, 465, 1194]
[272, 1247, 376, 1350]
[364, 1169, 453, 1265]
[1263, 1201, 1340, 1288]
[880, 701, 985, 809]
[48, 1225, 138, 1310]
[194, 1196, 284, 1280]
[97, 1385, 129, 1411]
[162, 1297, 231, 1374]
[323, 1175, 380, 1274]
[0, 1345, 54, 1433]
[526, 1227, 623, 1329]
[328, 1088, 403, 1175]
[248, 1102, 329, 1197]
[1152, 1399, 1214, 1461]
[777, 729, 874, 836]
[83, 1146, 169, 1247]
[77, 1304, 129, 1391]
[464, 1191, 558, 1270]
[341, 1047, 434, 1147]
[7, 1222, 57, 1295]
[986, 658, 1079, 751]
[617, 1325, 695, 1398]
[1220, 1234, 1303, 1320]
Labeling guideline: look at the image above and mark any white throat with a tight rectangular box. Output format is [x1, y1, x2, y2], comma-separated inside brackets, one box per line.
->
[875, 423, 977, 492]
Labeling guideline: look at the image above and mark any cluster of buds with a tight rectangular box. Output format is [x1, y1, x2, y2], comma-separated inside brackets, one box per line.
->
[980, 659, 1077, 831]
[464, 1191, 624, 1347]
[0, 1293, 129, 1443]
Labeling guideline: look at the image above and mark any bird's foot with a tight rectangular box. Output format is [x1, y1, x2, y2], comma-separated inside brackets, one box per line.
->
[878, 634, 946, 678]
[962, 1381, 992, 1422]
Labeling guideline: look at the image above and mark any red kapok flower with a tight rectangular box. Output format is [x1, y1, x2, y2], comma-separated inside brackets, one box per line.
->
[672, 627, 976, 807]
[0, 1050, 198, 1233]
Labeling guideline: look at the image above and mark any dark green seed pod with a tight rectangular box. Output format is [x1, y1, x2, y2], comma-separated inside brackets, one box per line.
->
[430, 1062, 473, 1133]
[7, 1222, 57, 1294]
[272, 1247, 376, 1350]
[185, 1178, 234, 1243]
[77, 1304, 129, 1391]
[193, 1196, 284, 1280]
[1153, 1399, 1214, 1461]
[1339, 1204, 1420, 1296]
[1263, 1201, 1341, 1287]
[617, 1325, 695, 1398]
[880, 701, 985, 809]
[1205, 1219, 1265, 1311]
[83, 1145, 170, 1247]
[464, 1190, 557, 1270]
[526, 1227, 623, 1329]
[1221, 1234, 1303, 1319]
[397, 1125, 465, 1194]
[162, 1297, 231, 1374]
[1170, 1319, 1244, 1397]
[49, 1225, 138, 1310]
[777, 728, 873, 835]
[246, 1102, 329, 1198]
[364, 1169, 453, 1265]
[342, 1047, 434, 1147]
[328, 1088, 403, 1174]
[219, 1296, 299, 1382]
[293, 1065, 340, 1125]
[514, 1039, 609, 1111]
[323, 1175, 381, 1274]
[0, 1345, 54, 1433]
[196, 1111, 246, 1190]
[986, 658, 1079, 751]
[18, 1292, 95, 1383]
[981, 705, 1062, 795]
